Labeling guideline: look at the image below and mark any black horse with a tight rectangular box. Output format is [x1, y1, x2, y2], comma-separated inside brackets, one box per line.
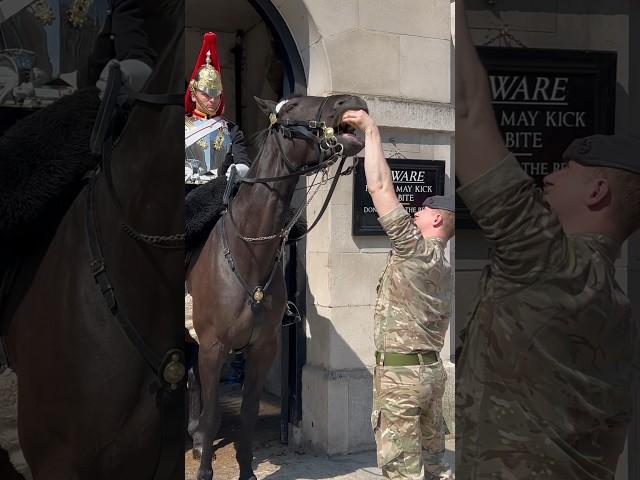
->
[186, 94, 368, 480]
[1, 19, 185, 480]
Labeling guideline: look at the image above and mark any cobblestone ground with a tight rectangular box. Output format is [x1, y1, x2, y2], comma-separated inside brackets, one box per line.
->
[185, 385, 455, 480]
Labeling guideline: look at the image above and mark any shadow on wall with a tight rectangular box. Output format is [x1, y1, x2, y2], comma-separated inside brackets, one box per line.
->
[302, 262, 375, 452]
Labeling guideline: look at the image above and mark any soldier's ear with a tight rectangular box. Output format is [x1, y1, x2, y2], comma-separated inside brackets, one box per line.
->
[254, 96, 278, 116]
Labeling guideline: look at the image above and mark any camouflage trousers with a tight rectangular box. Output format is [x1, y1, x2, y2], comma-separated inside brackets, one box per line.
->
[372, 358, 449, 480]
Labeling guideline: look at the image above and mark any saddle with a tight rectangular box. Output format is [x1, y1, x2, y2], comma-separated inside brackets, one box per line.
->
[184, 176, 230, 274]
[0, 88, 105, 343]
[0, 87, 102, 245]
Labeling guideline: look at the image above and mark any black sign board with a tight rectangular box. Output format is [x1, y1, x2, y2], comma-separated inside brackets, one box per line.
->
[457, 47, 617, 227]
[352, 158, 445, 236]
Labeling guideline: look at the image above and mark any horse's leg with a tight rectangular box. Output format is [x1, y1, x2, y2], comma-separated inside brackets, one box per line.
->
[196, 341, 227, 480]
[188, 363, 203, 458]
[236, 333, 279, 480]
[186, 341, 204, 458]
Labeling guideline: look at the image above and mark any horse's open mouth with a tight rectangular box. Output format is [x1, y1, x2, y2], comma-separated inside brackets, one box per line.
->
[335, 116, 365, 155]
[336, 122, 357, 138]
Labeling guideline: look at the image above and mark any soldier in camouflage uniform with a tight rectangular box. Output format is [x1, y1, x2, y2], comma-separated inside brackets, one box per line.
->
[455, 1, 640, 478]
[343, 111, 455, 480]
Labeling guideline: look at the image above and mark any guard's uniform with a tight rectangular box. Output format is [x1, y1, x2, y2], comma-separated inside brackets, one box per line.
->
[372, 202, 453, 480]
[183, 32, 250, 188]
[184, 113, 249, 184]
[456, 136, 640, 479]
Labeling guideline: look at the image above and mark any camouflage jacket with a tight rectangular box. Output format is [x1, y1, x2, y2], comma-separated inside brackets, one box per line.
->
[375, 206, 452, 354]
[456, 155, 638, 479]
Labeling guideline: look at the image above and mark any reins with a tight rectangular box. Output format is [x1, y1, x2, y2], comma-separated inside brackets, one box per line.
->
[220, 96, 359, 332]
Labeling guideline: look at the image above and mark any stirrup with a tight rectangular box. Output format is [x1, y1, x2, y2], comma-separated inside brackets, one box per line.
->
[282, 301, 302, 327]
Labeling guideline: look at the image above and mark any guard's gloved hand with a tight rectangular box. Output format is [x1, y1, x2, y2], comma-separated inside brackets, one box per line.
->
[96, 58, 152, 105]
[229, 163, 249, 179]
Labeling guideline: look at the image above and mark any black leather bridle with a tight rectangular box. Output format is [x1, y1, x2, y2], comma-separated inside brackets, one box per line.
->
[237, 96, 344, 184]
[221, 96, 357, 327]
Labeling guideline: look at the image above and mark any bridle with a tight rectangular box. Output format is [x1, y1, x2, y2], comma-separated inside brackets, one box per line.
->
[228, 96, 356, 242]
[221, 96, 358, 317]
[238, 96, 344, 183]
[85, 63, 185, 480]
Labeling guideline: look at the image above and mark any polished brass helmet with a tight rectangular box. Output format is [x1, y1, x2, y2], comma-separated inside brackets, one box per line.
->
[189, 50, 222, 98]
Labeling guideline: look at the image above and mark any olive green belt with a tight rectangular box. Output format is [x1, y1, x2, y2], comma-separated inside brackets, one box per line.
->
[375, 351, 438, 367]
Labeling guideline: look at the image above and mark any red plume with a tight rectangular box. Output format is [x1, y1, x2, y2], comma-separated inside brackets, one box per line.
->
[185, 32, 224, 116]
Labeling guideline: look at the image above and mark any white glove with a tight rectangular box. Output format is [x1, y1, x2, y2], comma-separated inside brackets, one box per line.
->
[229, 163, 250, 179]
[96, 59, 152, 105]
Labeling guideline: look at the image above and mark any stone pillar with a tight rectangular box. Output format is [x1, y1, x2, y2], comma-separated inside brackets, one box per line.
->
[276, 0, 455, 454]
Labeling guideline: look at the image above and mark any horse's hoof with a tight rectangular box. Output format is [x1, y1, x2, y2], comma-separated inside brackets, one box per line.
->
[196, 467, 213, 480]
[192, 446, 202, 460]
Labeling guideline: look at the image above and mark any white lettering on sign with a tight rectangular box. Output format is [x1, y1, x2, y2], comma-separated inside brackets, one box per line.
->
[500, 110, 540, 127]
[520, 161, 549, 176]
[505, 131, 543, 149]
[391, 170, 425, 182]
[490, 76, 569, 103]
[545, 111, 586, 128]
[398, 194, 415, 202]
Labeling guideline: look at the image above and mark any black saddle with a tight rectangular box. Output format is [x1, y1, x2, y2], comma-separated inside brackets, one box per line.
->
[0, 87, 102, 244]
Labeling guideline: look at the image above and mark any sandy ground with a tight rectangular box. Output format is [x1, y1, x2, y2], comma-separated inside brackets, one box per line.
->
[185, 384, 455, 480]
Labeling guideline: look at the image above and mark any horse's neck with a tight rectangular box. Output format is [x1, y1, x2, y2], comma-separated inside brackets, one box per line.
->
[109, 106, 183, 229]
[231, 139, 298, 239]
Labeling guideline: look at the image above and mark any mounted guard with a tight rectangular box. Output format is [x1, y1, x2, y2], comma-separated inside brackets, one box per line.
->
[184, 32, 250, 186]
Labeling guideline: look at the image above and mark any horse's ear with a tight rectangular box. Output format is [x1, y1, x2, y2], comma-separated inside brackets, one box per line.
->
[254, 96, 278, 116]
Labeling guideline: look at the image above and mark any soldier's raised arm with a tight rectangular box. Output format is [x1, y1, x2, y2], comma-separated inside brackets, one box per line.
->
[342, 110, 401, 218]
[455, 0, 509, 185]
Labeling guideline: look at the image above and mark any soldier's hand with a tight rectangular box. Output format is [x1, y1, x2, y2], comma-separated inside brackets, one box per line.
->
[341, 110, 376, 135]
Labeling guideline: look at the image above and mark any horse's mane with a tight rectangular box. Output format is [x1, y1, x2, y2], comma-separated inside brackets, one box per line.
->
[249, 126, 272, 159]
[248, 94, 303, 161]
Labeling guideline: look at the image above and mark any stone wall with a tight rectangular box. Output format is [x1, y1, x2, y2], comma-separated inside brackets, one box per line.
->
[274, 0, 456, 455]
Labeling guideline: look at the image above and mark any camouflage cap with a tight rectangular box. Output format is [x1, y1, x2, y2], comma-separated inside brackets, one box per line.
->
[563, 135, 640, 174]
[422, 195, 455, 212]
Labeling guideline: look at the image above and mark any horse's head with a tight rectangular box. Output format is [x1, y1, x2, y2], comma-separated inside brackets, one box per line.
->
[255, 94, 368, 171]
